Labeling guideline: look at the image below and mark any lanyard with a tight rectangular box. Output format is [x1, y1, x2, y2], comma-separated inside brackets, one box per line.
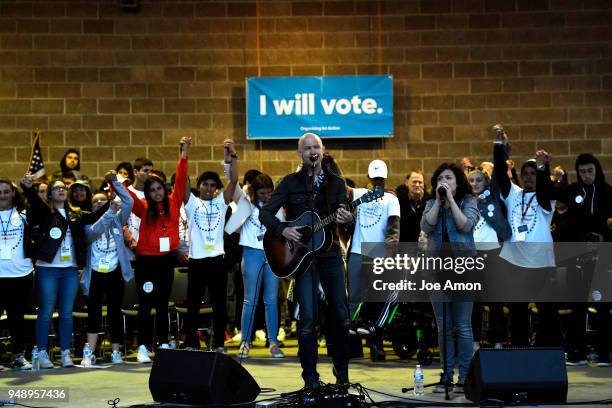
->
[521, 191, 536, 223]
[581, 185, 596, 215]
[0, 208, 14, 241]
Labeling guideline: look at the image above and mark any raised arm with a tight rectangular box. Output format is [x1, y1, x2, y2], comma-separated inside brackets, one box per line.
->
[492, 124, 511, 198]
[20, 173, 49, 220]
[534, 150, 554, 212]
[171, 136, 190, 209]
[222, 139, 239, 205]
[106, 171, 134, 225]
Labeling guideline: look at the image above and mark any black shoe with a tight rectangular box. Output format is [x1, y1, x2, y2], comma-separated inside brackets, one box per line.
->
[333, 366, 349, 386]
[304, 378, 321, 390]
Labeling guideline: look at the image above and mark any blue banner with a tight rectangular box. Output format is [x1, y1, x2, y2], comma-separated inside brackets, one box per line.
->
[246, 75, 393, 139]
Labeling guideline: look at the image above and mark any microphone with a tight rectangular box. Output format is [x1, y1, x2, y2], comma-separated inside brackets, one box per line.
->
[437, 185, 446, 202]
[309, 154, 319, 167]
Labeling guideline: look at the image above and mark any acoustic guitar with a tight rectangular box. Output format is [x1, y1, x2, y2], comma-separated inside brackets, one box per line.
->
[264, 187, 384, 278]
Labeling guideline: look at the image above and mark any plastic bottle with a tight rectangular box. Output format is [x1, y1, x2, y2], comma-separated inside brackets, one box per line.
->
[413, 364, 424, 396]
[82, 343, 93, 367]
[31, 346, 40, 371]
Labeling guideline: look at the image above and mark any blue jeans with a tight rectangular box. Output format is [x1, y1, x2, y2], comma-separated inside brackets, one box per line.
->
[36, 266, 79, 351]
[432, 301, 474, 382]
[294, 256, 350, 383]
[240, 247, 279, 343]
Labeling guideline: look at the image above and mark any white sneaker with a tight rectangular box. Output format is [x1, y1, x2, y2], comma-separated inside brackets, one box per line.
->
[137, 345, 152, 363]
[277, 328, 286, 342]
[237, 342, 250, 359]
[12, 354, 32, 371]
[38, 350, 54, 369]
[61, 349, 75, 368]
[255, 329, 266, 342]
[159, 343, 170, 349]
[111, 350, 124, 364]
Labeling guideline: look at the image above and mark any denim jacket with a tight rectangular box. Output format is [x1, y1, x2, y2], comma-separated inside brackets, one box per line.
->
[420, 194, 479, 256]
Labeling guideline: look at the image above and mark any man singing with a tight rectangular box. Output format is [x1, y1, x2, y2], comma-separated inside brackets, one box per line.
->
[259, 132, 353, 389]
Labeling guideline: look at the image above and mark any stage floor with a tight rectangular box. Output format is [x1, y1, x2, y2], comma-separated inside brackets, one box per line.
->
[1, 339, 611, 407]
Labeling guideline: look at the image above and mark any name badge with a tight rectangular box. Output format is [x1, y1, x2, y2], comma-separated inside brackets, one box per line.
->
[60, 246, 72, 261]
[515, 224, 528, 242]
[98, 257, 111, 273]
[0, 245, 11, 260]
[204, 243, 215, 250]
[159, 237, 170, 252]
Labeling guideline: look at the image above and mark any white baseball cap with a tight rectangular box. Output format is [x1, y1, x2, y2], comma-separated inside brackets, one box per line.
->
[368, 159, 388, 179]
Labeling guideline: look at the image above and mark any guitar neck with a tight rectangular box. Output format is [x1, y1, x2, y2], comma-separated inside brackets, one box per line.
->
[313, 196, 367, 232]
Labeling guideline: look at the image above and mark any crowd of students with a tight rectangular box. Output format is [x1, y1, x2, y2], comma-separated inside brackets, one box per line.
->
[0, 126, 609, 395]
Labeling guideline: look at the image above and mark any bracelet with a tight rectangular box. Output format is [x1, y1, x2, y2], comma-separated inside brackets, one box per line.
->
[230, 153, 238, 159]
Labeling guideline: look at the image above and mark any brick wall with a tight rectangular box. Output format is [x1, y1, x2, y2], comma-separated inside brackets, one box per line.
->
[0, 0, 611, 188]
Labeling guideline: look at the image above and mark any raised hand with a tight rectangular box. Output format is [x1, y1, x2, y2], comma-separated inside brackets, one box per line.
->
[104, 170, 118, 183]
[21, 173, 34, 188]
[492, 123, 508, 144]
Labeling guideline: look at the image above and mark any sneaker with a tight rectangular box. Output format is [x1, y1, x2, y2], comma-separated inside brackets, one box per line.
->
[111, 350, 124, 364]
[215, 346, 227, 354]
[453, 382, 465, 394]
[159, 343, 170, 349]
[566, 359, 588, 366]
[237, 342, 250, 359]
[304, 378, 321, 390]
[12, 354, 32, 371]
[269, 343, 285, 358]
[255, 329, 267, 342]
[38, 350, 54, 369]
[277, 328, 286, 342]
[61, 349, 75, 368]
[137, 345, 152, 363]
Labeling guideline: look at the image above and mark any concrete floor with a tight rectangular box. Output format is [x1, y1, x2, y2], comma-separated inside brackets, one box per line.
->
[1, 339, 611, 407]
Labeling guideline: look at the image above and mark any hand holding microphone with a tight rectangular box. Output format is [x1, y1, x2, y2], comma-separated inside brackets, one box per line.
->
[309, 153, 319, 168]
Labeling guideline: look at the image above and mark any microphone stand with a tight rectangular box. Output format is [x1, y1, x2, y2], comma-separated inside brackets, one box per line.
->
[306, 157, 320, 383]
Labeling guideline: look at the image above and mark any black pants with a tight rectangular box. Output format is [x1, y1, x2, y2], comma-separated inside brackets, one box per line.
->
[592, 303, 612, 362]
[472, 303, 507, 344]
[0, 273, 33, 355]
[86, 268, 125, 344]
[185, 256, 228, 349]
[135, 254, 175, 346]
[508, 302, 562, 347]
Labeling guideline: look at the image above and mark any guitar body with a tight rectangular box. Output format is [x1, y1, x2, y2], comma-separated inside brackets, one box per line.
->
[263, 211, 327, 279]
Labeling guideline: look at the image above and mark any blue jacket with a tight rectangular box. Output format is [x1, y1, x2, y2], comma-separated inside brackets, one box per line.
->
[80, 180, 134, 296]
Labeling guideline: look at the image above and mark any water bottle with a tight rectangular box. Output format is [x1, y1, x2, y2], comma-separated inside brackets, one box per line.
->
[82, 343, 92, 367]
[413, 364, 424, 396]
[31, 346, 40, 372]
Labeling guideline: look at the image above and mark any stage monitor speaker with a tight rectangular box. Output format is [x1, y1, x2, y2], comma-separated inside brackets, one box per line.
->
[465, 348, 568, 404]
[149, 349, 260, 405]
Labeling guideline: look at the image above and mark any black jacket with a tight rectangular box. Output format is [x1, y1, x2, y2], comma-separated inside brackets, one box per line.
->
[21, 184, 106, 268]
[395, 185, 429, 242]
[260, 167, 350, 258]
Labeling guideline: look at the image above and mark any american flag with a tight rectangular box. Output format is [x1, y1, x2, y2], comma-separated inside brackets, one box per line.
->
[28, 130, 46, 179]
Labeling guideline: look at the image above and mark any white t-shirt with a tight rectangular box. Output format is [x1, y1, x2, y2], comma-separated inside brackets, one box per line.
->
[499, 183, 555, 268]
[185, 193, 228, 259]
[239, 204, 266, 250]
[473, 216, 501, 251]
[90, 230, 119, 273]
[350, 188, 401, 255]
[0, 209, 34, 278]
[37, 209, 77, 268]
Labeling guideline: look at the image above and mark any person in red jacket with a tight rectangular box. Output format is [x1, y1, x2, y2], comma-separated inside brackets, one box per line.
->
[126, 136, 191, 363]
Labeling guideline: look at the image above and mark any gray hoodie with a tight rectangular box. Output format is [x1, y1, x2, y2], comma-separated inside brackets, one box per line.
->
[80, 180, 134, 296]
